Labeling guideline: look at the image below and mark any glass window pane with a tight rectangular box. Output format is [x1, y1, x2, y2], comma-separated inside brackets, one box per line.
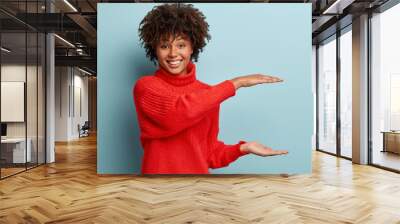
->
[318, 37, 337, 154]
[38, 32, 45, 165]
[0, 1, 46, 179]
[340, 29, 352, 158]
[1, 31, 27, 177]
[371, 3, 400, 171]
[27, 31, 38, 169]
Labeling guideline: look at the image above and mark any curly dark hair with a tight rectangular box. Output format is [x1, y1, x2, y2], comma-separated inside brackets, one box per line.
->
[138, 3, 211, 63]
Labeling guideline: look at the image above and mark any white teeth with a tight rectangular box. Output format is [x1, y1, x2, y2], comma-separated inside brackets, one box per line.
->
[168, 60, 182, 65]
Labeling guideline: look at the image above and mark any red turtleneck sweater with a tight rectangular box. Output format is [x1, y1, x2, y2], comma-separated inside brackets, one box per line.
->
[133, 62, 249, 174]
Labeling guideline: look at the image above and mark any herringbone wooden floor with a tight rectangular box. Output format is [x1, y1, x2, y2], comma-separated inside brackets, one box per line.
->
[1, 134, 400, 224]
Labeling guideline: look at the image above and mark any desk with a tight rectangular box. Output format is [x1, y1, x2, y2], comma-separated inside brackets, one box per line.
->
[381, 131, 400, 154]
[1, 138, 31, 163]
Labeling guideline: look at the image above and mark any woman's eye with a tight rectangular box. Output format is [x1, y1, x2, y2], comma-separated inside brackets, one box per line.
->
[160, 44, 168, 49]
[178, 44, 185, 48]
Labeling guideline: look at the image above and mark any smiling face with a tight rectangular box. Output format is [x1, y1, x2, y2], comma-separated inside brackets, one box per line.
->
[155, 34, 193, 76]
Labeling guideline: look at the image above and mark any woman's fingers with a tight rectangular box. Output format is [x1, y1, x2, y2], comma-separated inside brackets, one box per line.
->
[250, 74, 283, 85]
[261, 75, 283, 83]
[271, 150, 288, 155]
[262, 147, 288, 156]
[232, 74, 284, 88]
[244, 142, 288, 157]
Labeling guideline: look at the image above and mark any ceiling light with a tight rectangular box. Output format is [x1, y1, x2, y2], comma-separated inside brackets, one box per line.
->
[1, 47, 11, 53]
[54, 34, 75, 48]
[63, 0, 78, 12]
[78, 67, 93, 76]
[322, 0, 354, 15]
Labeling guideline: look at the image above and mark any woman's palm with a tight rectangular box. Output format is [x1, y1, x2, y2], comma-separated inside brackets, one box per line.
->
[243, 141, 288, 157]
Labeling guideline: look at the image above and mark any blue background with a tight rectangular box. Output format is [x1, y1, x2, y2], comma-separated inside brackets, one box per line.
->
[97, 3, 312, 174]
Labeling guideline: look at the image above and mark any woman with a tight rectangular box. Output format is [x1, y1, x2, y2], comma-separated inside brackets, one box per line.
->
[134, 3, 288, 174]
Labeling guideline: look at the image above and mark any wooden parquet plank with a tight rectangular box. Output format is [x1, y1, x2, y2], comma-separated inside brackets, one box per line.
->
[1, 134, 400, 223]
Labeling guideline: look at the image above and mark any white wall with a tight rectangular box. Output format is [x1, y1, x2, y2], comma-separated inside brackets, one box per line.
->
[55, 66, 70, 141]
[71, 72, 89, 138]
[55, 66, 89, 141]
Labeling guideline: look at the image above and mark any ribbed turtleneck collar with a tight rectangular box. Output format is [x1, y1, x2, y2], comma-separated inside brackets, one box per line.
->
[155, 62, 196, 86]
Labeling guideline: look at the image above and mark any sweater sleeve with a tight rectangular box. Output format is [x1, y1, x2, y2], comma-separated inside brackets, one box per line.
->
[208, 140, 249, 169]
[134, 78, 236, 139]
[207, 107, 249, 169]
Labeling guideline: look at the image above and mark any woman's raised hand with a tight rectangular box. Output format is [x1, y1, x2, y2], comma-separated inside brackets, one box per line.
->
[240, 141, 288, 157]
[230, 74, 283, 90]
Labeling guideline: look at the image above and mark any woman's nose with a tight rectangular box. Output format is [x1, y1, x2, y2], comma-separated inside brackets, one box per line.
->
[168, 46, 178, 57]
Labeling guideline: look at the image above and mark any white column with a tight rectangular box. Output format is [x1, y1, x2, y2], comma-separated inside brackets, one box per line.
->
[45, 0, 55, 163]
[352, 14, 369, 164]
[46, 33, 55, 163]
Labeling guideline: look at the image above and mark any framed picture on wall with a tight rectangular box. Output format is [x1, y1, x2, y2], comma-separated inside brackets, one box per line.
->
[1, 81, 25, 122]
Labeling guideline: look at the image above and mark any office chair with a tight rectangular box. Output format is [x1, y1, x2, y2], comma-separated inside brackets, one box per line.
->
[79, 121, 90, 138]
